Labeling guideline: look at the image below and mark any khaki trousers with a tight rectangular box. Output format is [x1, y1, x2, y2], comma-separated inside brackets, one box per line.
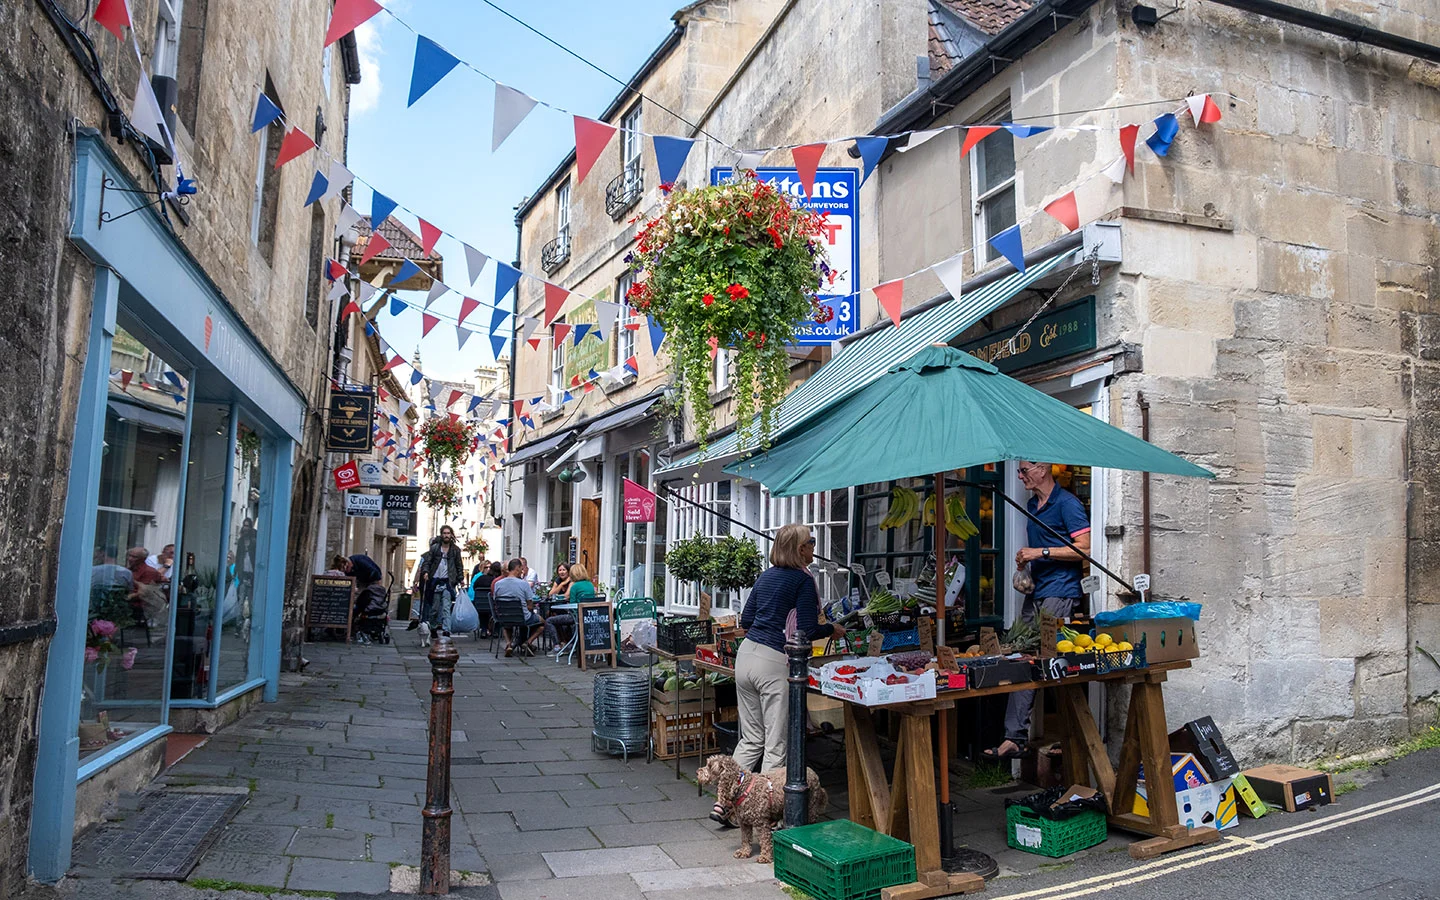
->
[733, 640, 789, 772]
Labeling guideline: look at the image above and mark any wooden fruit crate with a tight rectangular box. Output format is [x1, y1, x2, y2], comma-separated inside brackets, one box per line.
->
[651, 705, 718, 760]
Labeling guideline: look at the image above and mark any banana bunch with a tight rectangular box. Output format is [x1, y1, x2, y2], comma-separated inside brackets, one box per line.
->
[945, 493, 981, 540]
[879, 486, 921, 529]
[921, 493, 936, 526]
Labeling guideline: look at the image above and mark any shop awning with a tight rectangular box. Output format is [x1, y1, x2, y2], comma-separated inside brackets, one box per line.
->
[656, 247, 1083, 483]
[724, 346, 1212, 497]
[578, 391, 665, 439]
[504, 428, 578, 467]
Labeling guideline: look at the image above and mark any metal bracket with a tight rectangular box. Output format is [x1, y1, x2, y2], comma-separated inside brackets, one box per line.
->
[98, 175, 188, 227]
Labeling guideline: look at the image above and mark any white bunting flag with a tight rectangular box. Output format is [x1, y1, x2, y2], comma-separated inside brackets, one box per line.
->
[334, 202, 362, 240]
[594, 300, 621, 337]
[1186, 94, 1208, 126]
[357, 281, 378, 304]
[426, 280, 450, 308]
[493, 83, 538, 151]
[1102, 154, 1127, 185]
[463, 244, 489, 286]
[396, 399, 413, 418]
[129, 72, 174, 156]
[897, 128, 943, 152]
[327, 280, 348, 303]
[520, 316, 541, 344]
[457, 326, 474, 350]
[931, 251, 967, 303]
[733, 149, 766, 172]
[428, 382, 445, 401]
[320, 160, 354, 202]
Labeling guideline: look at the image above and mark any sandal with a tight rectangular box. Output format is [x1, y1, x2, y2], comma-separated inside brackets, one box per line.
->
[981, 740, 1027, 761]
[710, 803, 735, 828]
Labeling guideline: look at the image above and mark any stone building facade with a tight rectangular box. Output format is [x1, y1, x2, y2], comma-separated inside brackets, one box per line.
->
[0, 0, 358, 888]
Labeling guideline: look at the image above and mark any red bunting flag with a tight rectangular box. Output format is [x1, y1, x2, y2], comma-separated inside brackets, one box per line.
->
[707, 335, 720, 360]
[274, 128, 316, 168]
[583, 381, 596, 393]
[873, 278, 905, 328]
[421, 313, 440, 336]
[447, 390, 463, 408]
[1120, 124, 1140, 173]
[513, 399, 525, 417]
[1187, 94, 1223, 125]
[327, 259, 348, 281]
[382, 354, 405, 371]
[325, 0, 383, 47]
[418, 218, 443, 256]
[543, 281, 569, 326]
[625, 356, 638, 371]
[458, 296, 480, 327]
[340, 299, 362, 319]
[378, 387, 390, 402]
[527, 338, 541, 351]
[120, 370, 134, 391]
[553, 323, 571, 345]
[1043, 192, 1080, 232]
[448, 413, 460, 424]
[358, 232, 391, 266]
[570, 373, 581, 387]
[93, 0, 131, 39]
[790, 143, 826, 199]
[961, 126, 998, 158]
[573, 116, 617, 185]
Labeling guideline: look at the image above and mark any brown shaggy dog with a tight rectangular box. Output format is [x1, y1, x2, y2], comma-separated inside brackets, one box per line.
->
[697, 755, 828, 863]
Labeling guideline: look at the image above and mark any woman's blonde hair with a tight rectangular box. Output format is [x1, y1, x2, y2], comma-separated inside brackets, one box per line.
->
[568, 562, 591, 582]
[770, 523, 814, 569]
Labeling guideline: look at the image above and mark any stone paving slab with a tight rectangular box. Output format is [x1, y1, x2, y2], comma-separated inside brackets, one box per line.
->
[498, 874, 647, 900]
[543, 845, 677, 877]
[286, 857, 392, 893]
[631, 864, 775, 892]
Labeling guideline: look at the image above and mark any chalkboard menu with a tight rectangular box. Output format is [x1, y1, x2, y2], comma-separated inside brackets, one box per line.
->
[306, 575, 355, 642]
[578, 602, 615, 670]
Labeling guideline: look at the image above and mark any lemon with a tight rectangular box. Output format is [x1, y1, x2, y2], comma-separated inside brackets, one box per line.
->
[1117, 641, 1133, 652]
[1056, 640, 1075, 654]
[1074, 634, 1094, 650]
[1094, 633, 1114, 647]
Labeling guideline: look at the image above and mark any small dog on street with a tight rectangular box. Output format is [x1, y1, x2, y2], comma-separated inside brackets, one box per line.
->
[696, 754, 827, 863]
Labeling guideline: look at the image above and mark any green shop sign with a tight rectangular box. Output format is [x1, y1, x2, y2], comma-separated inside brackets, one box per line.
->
[957, 296, 1096, 373]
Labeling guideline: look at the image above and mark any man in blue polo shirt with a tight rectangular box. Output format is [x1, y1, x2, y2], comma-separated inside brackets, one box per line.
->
[985, 460, 1090, 760]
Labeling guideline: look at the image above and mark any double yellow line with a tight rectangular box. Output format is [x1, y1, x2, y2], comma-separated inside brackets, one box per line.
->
[988, 780, 1440, 899]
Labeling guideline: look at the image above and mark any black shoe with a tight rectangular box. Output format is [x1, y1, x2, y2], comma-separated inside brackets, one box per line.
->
[406, 619, 420, 631]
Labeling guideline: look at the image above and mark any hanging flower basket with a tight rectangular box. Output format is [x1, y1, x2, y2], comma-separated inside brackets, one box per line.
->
[421, 480, 460, 512]
[419, 416, 477, 472]
[463, 536, 488, 559]
[627, 172, 834, 449]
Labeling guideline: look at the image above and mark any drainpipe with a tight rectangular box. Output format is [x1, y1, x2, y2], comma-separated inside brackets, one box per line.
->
[1136, 392, 1152, 582]
[1201, 0, 1440, 64]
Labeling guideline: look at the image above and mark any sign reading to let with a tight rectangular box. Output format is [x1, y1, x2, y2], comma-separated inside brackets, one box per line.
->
[957, 296, 1096, 374]
[326, 387, 374, 453]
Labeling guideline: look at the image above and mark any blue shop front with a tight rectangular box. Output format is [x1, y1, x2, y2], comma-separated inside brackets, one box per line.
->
[28, 135, 304, 880]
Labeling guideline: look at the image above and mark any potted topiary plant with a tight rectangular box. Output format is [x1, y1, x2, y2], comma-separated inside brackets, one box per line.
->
[705, 535, 764, 593]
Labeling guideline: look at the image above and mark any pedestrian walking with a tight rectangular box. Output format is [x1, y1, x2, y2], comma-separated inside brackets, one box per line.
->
[414, 526, 463, 644]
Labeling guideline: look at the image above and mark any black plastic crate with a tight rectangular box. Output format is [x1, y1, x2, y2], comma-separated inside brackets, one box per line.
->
[657, 616, 714, 655]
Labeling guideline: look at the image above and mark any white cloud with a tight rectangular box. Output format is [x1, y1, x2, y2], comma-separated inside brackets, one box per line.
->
[350, 20, 383, 116]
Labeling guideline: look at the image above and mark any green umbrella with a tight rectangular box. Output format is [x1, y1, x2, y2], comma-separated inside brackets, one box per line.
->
[723, 345, 1212, 496]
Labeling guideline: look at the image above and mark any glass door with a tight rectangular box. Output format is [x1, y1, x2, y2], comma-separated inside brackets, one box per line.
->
[217, 417, 267, 692]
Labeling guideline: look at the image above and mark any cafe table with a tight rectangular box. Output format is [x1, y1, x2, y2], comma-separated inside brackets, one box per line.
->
[548, 603, 579, 664]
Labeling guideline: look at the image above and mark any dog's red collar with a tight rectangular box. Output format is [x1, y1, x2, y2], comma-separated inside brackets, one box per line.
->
[733, 771, 773, 808]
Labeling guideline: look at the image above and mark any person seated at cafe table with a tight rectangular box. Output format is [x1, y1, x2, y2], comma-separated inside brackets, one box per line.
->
[494, 558, 544, 657]
[984, 460, 1089, 761]
[545, 562, 590, 646]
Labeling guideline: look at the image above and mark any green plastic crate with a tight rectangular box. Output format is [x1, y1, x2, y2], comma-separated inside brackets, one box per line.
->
[772, 819, 916, 900]
[1005, 805, 1108, 858]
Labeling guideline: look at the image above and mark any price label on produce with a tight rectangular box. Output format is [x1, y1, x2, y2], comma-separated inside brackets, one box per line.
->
[1133, 574, 1151, 592]
[867, 632, 884, 657]
[937, 645, 958, 672]
[875, 571, 892, 587]
[979, 627, 1001, 656]
[1081, 575, 1101, 595]
[918, 617, 934, 655]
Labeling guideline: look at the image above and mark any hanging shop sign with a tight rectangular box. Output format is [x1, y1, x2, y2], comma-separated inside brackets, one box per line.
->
[357, 459, 383, 487]
[326, 386, 375, 452]
[344, 492, 383, 518]
[382, 487, 420, 536]
[334, 460, 361, 490]
[622, 477, 657, 523]
[957, 296, 1097, 374]
[710, 166, 859, 345]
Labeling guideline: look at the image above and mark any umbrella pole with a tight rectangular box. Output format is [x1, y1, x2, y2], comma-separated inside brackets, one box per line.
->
[935, 473, 956, 866]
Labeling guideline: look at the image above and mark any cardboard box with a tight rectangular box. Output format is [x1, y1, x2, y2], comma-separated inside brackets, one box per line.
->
[812, 658, 938, 707]
[1230, 773, 1269, 818]
[1138, 752, 1211, 792]
[1114, 617, 1199, 663]
[964, 657, 1037, 689]
[1241, 764, 1333, 811]
[1169, 716, 1240, 780]
[1136, 777, 1239, 831]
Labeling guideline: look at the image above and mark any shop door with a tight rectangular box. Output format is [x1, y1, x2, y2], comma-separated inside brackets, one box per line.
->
[580, 498, 600, 574]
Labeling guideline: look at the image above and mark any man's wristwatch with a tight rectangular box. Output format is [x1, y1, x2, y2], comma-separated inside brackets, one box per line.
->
[1041, 547, 1051, 559]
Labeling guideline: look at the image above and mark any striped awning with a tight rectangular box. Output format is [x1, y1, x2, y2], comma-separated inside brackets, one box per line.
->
[655, 247, 1082, 481]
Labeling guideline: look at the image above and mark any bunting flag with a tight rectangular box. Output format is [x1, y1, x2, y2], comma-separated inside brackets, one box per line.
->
[1187, 93, 1223, 125]
[573, 324, 591, 345]
[251, 92, 283, 132]
[652, 135, 694, 186]
[520, 317, 540, 343]
[327, 280, 348, 303]
[120, 370, 133, 391]
[707, 335, 720, 361]
[647, 316, 665, 354]
[624, 355, 638, 372]
[425, 280, 450, 307]
[130, 74, 173, 153]
[734, 149, 766, 172]
[456, 326, 474, 350]
[574, 116, 617, 184]
[340, 299, 362, 319]
[320, 160, 353, 202]
[458, 296, 480, 327]
[446, 390, 464, 409]
[1146, 113, 1180, 157]
[463, 244, 488, 285]
[357, 281, 378, 304]
[408, 35, 460, 106]
[513, 399, 525, 418]
[389, 295, 406, 317]
[334, 203, 362, 240]
[274, 128, 316, 168]
[1043, 191, 1080, 232]
[303, 170, 329, 206]
[371, 191, 398, 228]
[389, 259, 423, 285]
[382, 354, 406, 372]
[931, 252, 966, 303]
[491, 306, 510, 337]
[490, 333, 507, 360]
[1102, 154, 1127, 185]
[855, 136, 887, 185]
[988, 224, 1026, 273]
[960, 126, 997, 158]
[790, 143, 826, 199]
[327, 259, 348, 281]
[553, 323, 572, 345]
[872, 279, 905, 328]
[1120, 123, 1140, 173]
[418, 219, 442, 256]
[467, 395, 485, 414]
[93, 0, 131, 39]
[543, 281, 569, 326]
[358, 231, 391, 266]
[898, 128, 942, 153]
[1004, 123, 1052, 138]
[492, 82, 538, 151]
[325, 0, 383, 47]
[594, 300, 621, 336]
[494, 262, 521, 306]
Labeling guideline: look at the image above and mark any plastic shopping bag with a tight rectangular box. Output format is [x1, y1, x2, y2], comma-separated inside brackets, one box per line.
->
[452, 594, 481, 633]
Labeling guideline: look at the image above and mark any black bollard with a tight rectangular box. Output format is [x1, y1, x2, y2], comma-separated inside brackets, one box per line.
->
[783, 635, 810, 828]
[421, 632, 458, 894]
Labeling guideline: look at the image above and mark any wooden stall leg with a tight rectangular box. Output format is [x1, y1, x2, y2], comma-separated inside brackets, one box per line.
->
[902, 714, 941, 875]
[1057, 685, 1115, 799]
[1111, 687, 1143, 815]
[888, 721, 911, 842]
[846, 705, 891, 831]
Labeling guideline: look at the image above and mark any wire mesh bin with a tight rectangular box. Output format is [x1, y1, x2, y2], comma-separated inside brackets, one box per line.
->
[592, 671, 650, 761]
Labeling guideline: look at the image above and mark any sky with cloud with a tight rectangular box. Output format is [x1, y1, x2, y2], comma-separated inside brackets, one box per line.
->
[345, 0, 681, 386]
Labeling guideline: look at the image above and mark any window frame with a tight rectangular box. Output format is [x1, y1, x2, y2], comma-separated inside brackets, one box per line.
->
[152, 0, 183, 79]
[616, 271, 636, 365]
[556, 179, 571, 247]
[970, 103, 1018, 264]
[664, 479, 739, 613]
[760, 487, 852, 607]
[550, 337, 566, 396]
[620, 104, 643, 189]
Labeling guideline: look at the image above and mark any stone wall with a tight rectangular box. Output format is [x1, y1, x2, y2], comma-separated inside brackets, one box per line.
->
[0, 0, 350, 885]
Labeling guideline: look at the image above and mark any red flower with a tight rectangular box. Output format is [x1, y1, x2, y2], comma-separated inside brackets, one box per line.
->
[726, 283, 749, 301]
[703, 293, 715, 306]
[766, 226, 784, 249]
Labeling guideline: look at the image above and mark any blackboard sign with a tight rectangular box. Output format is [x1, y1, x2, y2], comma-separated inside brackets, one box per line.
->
[306, 575, 355, 642]
[383, 487, 419, 536]
[578, 602, 615, 670]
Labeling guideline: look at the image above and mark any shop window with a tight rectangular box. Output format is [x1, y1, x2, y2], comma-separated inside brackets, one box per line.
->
[251, 75, 284, 264]
[665, 479, 736, 612]
[216, 420, 266, 693]
[172, 403, 228, 700]
[543, 475, 573, 577]
[971, 105, 1016, 264]
[713, 348, 731, 394]
[304, 205, 324, 329]
[761, 487, 850, 605]
[82, 325, 187, 760]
